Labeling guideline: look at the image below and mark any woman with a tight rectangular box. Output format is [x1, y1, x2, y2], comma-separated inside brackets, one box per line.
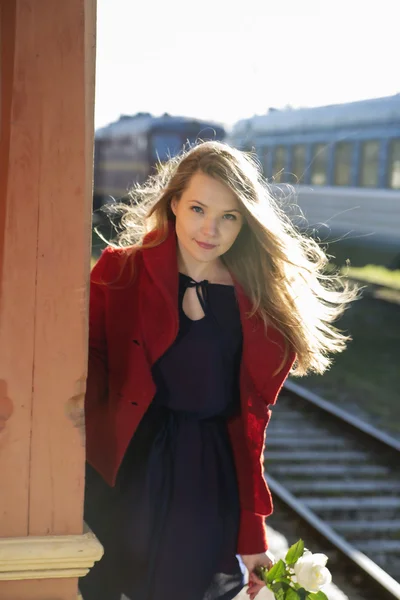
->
[79, 141, 355, 600]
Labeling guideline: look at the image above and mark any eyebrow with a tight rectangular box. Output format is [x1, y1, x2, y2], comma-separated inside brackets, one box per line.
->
[190, 200, 242, 213]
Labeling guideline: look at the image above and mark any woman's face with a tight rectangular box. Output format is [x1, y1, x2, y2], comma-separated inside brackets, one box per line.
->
[171, 171, 244, 264]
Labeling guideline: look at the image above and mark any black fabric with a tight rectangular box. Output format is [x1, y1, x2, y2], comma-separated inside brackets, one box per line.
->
[80, 273, 244, 600]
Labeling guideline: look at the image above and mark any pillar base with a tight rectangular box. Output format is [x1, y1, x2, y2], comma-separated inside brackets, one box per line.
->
[0, 527, 103, 581]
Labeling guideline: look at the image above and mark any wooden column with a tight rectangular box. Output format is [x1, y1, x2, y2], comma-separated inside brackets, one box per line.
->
[0, 1, 102, 598]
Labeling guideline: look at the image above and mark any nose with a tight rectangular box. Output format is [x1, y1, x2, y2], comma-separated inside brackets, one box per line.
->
[201, 217, 218, 238]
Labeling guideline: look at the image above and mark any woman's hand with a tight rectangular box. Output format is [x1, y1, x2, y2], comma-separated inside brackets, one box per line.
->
[240, 551, 275, 600]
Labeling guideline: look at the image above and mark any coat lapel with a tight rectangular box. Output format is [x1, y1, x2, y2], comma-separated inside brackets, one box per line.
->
[141, 222, 179, 313]
[140, 223, 180, 365]
[234, 280, 287, 403]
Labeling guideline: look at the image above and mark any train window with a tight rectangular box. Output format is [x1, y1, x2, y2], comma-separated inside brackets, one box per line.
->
[388, 139, 400, 189]
[360, 141, 380, 187]
[273, 146, 287, 182]
[334, 142, 352, 186]
[310, 144, 328, 185]
[292, 145, 306, 183]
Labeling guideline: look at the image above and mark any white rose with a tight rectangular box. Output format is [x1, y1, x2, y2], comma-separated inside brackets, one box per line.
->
[293, 550, 332, 592]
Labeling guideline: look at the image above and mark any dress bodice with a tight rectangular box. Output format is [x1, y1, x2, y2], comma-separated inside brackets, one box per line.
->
[151, 272, 243, 419]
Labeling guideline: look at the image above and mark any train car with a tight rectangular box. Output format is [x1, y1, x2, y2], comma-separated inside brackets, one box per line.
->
[229, 95, 400, 266]
[93, 113, 225, 216]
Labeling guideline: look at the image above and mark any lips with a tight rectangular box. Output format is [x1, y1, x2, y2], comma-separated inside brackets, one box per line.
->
[195, 240, 217, 250]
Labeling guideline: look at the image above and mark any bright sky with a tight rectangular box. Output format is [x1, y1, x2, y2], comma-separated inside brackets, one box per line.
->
[95, 0, 398, 130]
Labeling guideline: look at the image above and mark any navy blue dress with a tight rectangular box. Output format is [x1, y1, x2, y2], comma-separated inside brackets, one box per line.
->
[80, 273, 245, 600]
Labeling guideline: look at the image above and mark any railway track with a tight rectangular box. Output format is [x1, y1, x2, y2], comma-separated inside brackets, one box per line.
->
[265, 380, 400, 599]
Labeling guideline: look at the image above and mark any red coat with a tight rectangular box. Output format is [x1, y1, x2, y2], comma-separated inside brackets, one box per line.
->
[85, 223, 295, 555]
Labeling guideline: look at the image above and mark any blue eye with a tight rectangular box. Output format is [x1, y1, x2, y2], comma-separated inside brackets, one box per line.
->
[191, 206, 203, 214]
[223, 213, 237, 221]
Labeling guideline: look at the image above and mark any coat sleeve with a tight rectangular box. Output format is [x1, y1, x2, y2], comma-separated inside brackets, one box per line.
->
[227, 412, 271, 555]
[231, 350, 296, 556]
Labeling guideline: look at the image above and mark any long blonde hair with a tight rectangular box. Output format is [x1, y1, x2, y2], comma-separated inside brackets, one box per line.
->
[103, 140, 357, 376]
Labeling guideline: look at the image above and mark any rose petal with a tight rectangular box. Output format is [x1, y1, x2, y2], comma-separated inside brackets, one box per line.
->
[319, 566, 332, 587]
[310, 553, 329, 567]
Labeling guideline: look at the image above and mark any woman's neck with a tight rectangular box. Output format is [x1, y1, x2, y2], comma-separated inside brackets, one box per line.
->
[176, 242, 224, 283]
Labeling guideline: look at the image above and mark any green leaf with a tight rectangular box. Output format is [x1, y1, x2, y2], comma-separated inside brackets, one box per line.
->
[285, 588, 301, 600]
[307, 592, 329, 600]
[285, 539, 305, 565]
[271, 582, 290, 600]
[273, 577, 293, 586]
[265, 559, 287, 583]
[273, 588, 286, 600]
[265, 578, 292, 592]
[293, 583, 301, 590]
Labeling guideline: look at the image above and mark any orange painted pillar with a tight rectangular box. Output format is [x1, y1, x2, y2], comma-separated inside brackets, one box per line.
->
[0, 1, 101, 598]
